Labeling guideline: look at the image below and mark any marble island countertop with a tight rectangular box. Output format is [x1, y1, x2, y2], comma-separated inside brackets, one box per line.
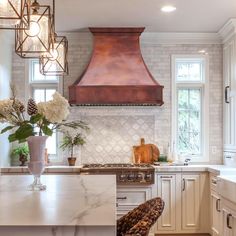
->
[0, 175, 116, 226]
[1, 164, 236, 175]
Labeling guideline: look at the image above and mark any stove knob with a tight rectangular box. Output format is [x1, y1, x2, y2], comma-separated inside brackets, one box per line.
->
[120, 174, 126, 181]
[137, 173, 143, 181]
[128, 173, 134, 181]
[145, 173, 152, 182]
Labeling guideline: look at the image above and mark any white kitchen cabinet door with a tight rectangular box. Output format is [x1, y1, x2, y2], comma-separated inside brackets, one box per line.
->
[181, 174, 200, 231]
[221, 202, 236, 236]
[221, 207, 234, 236]
[223, 39, 236, 152]
[157, 174, 176, 231]
[211, 191, 221, 236]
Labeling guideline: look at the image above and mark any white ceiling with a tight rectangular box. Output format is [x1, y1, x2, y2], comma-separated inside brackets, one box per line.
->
[51, 0, 236, 33]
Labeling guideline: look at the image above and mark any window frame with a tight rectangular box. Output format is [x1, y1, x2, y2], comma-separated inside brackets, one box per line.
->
[26, 59, 64, 164]
[171, 55, 209, 162]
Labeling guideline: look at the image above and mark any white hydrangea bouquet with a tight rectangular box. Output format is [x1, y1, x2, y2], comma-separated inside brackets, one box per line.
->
[0, 90, 88, 143]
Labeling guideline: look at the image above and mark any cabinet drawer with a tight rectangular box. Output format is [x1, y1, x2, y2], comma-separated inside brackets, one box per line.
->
[117, 187, 152, 207]
[210, 174, 218, 191]
[116, 186, 152, 217]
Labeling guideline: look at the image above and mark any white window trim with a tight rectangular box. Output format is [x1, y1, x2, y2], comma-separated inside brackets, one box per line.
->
[171, 55, 209, 162]
[25, 59, 64, 165]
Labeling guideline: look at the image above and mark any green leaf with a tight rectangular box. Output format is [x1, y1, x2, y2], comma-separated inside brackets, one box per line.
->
[8, 133, 17, 143]
[42, 126, 53, 136]
[15, 124, 34, 141]
[1, 126, 15, 134]
[30, 114, 43, 124]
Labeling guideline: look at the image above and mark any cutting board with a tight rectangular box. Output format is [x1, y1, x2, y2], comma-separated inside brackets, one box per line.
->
[133, 138, 160, 164]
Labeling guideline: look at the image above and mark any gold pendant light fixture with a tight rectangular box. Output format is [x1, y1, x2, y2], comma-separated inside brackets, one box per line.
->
[0, 0, 30, 30]
[40, 34, 68, 76]
[0, 0, 69, 75]
[15, 0, 54, 58]
[40, 0, 69, 76]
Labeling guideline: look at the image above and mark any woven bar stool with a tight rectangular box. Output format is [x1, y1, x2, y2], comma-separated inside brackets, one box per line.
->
[117, 197, 165, 236]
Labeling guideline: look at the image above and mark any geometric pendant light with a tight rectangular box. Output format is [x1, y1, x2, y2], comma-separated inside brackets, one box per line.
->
[0, 0, 30, 30]
[39, 0, 69, 76]
[40, 34, 69, 76]
[15, 0, 54, 58]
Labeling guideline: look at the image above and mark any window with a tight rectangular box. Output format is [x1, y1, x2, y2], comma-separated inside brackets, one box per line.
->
[28, 59, 63, 162]
[172, 56, 209, 161]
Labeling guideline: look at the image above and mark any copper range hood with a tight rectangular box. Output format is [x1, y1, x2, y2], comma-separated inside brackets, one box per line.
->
[69, 27, 164, 106]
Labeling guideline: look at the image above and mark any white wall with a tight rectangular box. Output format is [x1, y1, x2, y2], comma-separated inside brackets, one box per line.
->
[12, 32, 223, 165]
[0, 31, 14, 167]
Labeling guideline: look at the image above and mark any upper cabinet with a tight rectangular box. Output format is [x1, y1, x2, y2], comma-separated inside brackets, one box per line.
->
[221, 20, 236, 152]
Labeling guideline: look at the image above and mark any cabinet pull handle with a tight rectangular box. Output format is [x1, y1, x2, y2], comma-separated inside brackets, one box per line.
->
[160, 176, 173, 179]
[227, 213, 232, 229]
[182, 178, 186, 191]
[216, 199, 221, 212]
[117, 197, 127, 200]
[225, 86, 230, 103]
[211, 179, 217, 185]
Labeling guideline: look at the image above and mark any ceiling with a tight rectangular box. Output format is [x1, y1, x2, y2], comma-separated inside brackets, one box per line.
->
[50, 0, 236, 32]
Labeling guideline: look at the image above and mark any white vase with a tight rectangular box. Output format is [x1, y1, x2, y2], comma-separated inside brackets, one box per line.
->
[27, 136, 48, 191]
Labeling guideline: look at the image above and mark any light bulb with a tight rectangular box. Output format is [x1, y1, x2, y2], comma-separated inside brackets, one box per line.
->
[26, 20, 40, 37]
[49, 47, 59, 61]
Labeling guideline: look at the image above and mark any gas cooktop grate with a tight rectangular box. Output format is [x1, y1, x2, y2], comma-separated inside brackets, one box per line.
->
[82, 163, 153, 168]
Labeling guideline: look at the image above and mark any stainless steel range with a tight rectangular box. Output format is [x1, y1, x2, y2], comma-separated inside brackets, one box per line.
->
[80, 163, 155, 184]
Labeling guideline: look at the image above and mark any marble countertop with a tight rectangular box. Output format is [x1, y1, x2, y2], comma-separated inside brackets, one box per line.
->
[0, 175, 116, 226]
[217, 174, 236, 183]
[154, 164, 236, 174]
[1, 164, 236, 175]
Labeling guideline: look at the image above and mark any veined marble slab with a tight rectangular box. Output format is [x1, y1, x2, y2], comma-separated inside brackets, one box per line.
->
[2, 164, 236, 175]
[0, 175, 116, 226]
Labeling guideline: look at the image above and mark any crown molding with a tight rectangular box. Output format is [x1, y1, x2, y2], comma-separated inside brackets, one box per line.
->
[218, 18, 236, 44]
[63, 31, 222, 45]
[141, 32, 222, 45]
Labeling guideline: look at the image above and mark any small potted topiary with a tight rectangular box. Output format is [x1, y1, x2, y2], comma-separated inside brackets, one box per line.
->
[60, 131, 87, 166]
[11, 145, 29, 166]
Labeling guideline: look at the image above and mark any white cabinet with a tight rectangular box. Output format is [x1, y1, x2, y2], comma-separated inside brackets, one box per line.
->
[181, 174, 200, 230]
[211, 191, 221, 236]
[221, 201, 236, 236]
[156, 174, 177, 232]
[223, 37, 236, 152]
[210, 173, 221, 236]
[155, 172, 209, 234]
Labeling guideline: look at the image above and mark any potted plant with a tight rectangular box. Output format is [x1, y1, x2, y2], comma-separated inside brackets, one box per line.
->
[0, 85, 88, 190]
[11, 145, 29, 166]
[60, 131, 87, 166]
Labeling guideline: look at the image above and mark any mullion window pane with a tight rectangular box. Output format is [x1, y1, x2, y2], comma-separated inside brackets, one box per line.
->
[34, 89, 45, 103]
[177, 88, 202, 155]
[31, 60, 58, 82]
[176, 61, 203, 82]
